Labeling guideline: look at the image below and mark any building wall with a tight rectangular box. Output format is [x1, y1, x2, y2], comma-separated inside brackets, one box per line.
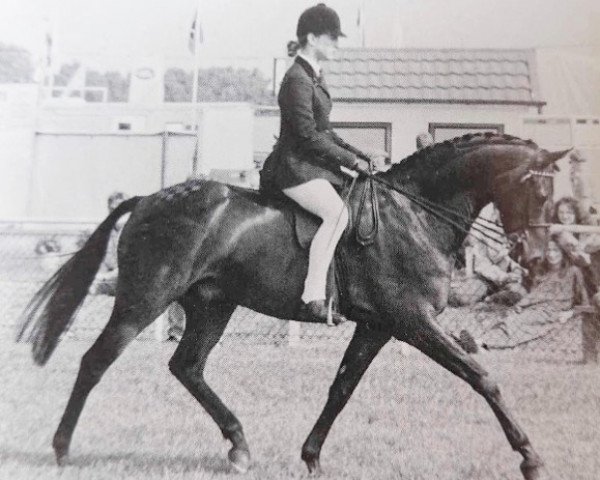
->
[0, 84, 38, 219]
[332, 102, 538, 161]
[28, 133, 163, 220]
[254, 102, 538, 165]
[1, 102, 255, 220]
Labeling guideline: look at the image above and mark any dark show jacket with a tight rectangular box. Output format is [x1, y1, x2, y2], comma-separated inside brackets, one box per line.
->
[260, 56, 368, 191]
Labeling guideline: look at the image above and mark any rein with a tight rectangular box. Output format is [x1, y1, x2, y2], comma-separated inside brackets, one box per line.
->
[355, 162, 380, 246]
[353, 169, 507, 247]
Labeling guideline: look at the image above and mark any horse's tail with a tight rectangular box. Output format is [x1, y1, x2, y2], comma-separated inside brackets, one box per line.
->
[15, 196, 143, 366]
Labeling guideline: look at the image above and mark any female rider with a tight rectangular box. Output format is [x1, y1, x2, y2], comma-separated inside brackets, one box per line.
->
[260, 4, 385, 325]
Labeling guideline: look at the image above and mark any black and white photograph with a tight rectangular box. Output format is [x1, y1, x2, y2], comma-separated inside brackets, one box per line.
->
[1, 1, 599, 479]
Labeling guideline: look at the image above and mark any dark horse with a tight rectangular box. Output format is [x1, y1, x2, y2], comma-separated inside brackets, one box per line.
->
[18, 133, 565, 479]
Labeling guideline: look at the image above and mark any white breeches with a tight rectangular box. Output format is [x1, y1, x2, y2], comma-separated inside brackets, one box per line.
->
[283, 179, 349, 303]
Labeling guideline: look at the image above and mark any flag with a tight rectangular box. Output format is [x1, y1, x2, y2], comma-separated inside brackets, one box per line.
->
[188, 15, 204, 53]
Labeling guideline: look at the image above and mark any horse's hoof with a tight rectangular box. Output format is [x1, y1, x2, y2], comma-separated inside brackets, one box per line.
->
[304, 457, 322, 476]
[53, 437, 69, 467]
[228, 447, 250, 474]
[55, 452, 69, 467]
[520, 458, 544, 480]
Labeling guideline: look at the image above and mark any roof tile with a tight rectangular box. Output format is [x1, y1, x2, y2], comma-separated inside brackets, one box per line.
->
[321, 48, 541, 104]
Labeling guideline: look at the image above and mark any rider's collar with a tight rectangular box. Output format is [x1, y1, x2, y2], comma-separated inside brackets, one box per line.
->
[297, 53, 321, 78]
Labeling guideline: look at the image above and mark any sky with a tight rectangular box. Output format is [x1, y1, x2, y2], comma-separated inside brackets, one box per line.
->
[1, 0, 599, 73]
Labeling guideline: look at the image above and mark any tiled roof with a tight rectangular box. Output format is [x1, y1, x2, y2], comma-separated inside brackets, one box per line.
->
[322, 48, 544, 105]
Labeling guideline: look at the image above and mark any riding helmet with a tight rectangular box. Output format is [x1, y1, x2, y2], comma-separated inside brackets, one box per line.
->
[296, 3, 346, 39]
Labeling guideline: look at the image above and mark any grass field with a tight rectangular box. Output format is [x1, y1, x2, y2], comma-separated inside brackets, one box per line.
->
[1, 331, 598, 480]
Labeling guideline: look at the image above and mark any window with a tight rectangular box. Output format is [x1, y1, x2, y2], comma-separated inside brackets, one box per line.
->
[429, 123, 504, 143]
[112, 116, 146, 132]
[330, 122, 392, 163]
[522, 117, 572, 146]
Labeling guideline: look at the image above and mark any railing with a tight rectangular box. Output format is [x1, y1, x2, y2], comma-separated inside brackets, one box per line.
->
[1, 220, 598, 363]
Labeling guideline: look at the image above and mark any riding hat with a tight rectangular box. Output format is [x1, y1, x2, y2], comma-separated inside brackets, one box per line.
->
[297, 3, 346, 39]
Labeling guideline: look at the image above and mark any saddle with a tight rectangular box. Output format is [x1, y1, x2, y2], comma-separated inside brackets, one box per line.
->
[246, 175, 381, 314]
[279, 175, 381, 250]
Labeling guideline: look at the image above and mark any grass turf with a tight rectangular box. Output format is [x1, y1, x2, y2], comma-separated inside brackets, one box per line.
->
[1, 333, 598, 480]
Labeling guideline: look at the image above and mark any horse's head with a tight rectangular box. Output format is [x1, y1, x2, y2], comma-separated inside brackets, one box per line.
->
[492, 148, 568, 264]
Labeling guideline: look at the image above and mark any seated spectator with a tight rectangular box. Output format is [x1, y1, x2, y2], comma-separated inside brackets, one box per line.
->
[473, 235, 527, 307]
[515, 236, 588, 313]
[448, 205, 526, 307]
[34, 236, 63, 272]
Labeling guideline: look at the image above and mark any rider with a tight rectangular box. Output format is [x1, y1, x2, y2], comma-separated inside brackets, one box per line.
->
[260, 4, 384, 325]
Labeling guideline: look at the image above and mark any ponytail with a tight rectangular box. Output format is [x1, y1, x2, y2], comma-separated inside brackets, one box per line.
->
[287, 40, 300, 57]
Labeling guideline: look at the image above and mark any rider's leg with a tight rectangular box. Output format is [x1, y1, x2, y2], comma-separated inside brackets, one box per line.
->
[283, 179, 348, 303]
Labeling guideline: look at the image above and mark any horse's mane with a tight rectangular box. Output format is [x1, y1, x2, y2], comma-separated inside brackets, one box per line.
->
[389, 132, 539, 181]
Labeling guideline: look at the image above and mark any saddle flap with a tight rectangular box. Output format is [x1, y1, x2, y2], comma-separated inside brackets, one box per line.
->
[294, 209, 321, 250]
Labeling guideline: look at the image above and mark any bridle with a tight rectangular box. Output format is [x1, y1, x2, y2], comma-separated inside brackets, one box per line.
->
[503, 168, 555, 261]
[353, 165, 555, 255]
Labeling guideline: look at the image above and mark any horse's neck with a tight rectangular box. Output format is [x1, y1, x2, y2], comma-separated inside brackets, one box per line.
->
[382, 152, 492, 250]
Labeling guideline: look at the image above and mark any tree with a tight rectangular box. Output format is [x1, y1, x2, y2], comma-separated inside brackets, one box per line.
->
[0, 43, 34, 83]
[164, 66, 275, 105]
[85, 69, 130, 102]
[51, 62, 130, 102]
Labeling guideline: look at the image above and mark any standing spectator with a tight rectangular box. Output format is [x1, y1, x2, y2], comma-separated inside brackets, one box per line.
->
[569, 149, 600, 226]
[166, 302, 185, 342]
[549, 196, 600, 303]
[90, 191, 129, 295]
[568, 149, 600, 285]
[550, 197, 591, 267]
[416, 132, 434, 150]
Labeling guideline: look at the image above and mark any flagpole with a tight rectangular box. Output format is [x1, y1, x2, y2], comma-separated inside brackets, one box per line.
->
[191, 1, 202, 175]
[359, 0, 366, 48]
[46, 8, 58, 101]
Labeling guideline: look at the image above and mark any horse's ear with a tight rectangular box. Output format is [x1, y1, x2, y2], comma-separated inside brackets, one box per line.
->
[539, 148, 571, 168]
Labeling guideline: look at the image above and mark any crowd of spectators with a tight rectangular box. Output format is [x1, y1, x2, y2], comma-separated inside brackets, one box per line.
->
[448, 150, 600, 356]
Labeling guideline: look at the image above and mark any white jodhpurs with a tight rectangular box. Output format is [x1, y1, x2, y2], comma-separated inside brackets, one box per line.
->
[283, 179, 349, 303]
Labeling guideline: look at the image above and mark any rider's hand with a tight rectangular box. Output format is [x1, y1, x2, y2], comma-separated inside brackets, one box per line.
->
[364, 149, 389, 171]
[352, 159, 372, 177]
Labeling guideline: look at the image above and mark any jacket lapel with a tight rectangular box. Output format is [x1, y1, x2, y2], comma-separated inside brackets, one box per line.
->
[317, 75, 331, 98]
[294, 56, 331, 98]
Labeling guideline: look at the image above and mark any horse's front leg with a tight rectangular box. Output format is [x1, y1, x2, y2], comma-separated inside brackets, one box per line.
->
[301, 323, 390, 474]
[397, 307, 545, 480]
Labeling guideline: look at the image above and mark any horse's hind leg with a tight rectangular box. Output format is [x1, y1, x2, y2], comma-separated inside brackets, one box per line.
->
[399, 313, 544, 480]
[52, 297, 165, 465]
[168, 298, 250, 472]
